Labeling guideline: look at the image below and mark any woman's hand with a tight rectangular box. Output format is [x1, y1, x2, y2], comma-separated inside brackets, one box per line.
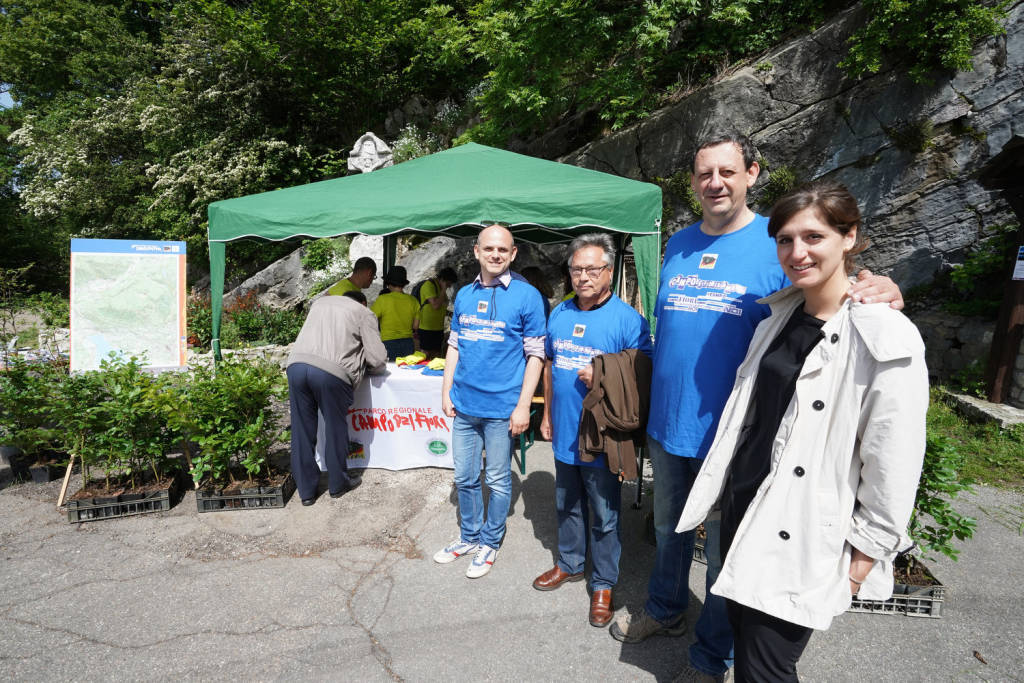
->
[849, 547, 875, 594]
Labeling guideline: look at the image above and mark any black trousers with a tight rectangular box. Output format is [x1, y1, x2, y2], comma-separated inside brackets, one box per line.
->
[720, 506, 813, 682]
[725, 600, 813, 682]
[287, 363, 355, 500]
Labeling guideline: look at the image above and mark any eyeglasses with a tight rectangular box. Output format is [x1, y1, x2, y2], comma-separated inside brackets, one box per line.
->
[569, 265, 609, 279]
[481, 220, 511, 228]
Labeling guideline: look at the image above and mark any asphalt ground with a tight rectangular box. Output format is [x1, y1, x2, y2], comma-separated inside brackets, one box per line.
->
[1, 442, 1022, 682]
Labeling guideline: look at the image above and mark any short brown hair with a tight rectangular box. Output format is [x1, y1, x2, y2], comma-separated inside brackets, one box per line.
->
[692, 133, 757, 171]
[767, 180, 869, 273]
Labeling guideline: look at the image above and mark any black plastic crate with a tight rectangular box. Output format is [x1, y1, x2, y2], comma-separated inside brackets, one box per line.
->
[693, 542, 707, 565]
[195, 474, 295, 512]
[66, 475, 180, 523]
[848, 583, 945, 618]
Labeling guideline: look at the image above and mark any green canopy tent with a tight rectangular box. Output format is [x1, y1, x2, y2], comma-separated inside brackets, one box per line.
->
[207, 142, 663, 359]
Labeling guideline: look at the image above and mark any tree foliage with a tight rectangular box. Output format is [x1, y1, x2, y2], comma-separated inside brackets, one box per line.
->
[461, 0, 845, 142]
[0, 0, 1011, 288]
[0, 0, 478, 278]
[840, 0, 1011, 83]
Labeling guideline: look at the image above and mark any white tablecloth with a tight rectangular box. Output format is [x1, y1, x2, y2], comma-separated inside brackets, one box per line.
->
[316, 364, 453, 470]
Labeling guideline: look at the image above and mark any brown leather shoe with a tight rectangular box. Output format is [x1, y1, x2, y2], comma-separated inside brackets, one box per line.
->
[589, 589, 613, 627]
[532, 566, 584, 591]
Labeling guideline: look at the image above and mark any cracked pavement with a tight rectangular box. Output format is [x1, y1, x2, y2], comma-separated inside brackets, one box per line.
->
[1, 444, 1022, 681]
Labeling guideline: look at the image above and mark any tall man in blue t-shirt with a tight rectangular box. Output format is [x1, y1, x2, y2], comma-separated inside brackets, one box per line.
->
[611, 134, 904, 682]
[434, 224, 547, 579]
[532, 233, 653, 627]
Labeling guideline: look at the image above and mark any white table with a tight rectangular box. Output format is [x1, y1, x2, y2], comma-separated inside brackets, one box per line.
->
[316, 364, 453, 470]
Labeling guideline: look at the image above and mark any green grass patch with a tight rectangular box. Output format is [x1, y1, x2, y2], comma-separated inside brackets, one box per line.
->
[928, 389, 1024, 489]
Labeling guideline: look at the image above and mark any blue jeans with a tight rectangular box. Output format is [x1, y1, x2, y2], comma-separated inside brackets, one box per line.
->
[452, 413, 514, 549]
[554, 459, 622, 591]
[646, 437, 734, 676]
[286, 363, 356, 500]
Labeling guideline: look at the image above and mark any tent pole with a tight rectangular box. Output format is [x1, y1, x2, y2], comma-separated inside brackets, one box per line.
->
[614, 234, 627, 296]
[384, 235, 397, 273]
[208, 240, 226, 363]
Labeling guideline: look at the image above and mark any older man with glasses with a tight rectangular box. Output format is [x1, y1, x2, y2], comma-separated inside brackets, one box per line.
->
[533, 233, 653, 627]
[434, 223, 547, 578]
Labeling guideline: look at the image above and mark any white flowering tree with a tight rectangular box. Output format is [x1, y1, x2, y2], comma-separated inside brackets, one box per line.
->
[1, 0, 477, 273]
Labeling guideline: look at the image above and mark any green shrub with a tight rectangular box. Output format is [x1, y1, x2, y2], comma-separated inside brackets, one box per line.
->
[26, 291, 69, 328]
[228, 308, 265, 343]
[2, 352, 290, 490]
[157, 358, 287, 486]
[757, 165, 801, 210]
[0, 357, 65, 458]
[884, 118, 934, 153]
[910, 431, 977, 561]
[218, 319, 242, 349]
[301, 237, 350, 273]
[258, 308, 306, 346]
[944, 223, 1019, 318]
[950, 360, 986, 399]
[218, 306, 306, 348]
[187, 290, 213, 348]
[840, 0, 1010, 84]
[307, 277, 335, 298]
[72, 356, 181, 489]
[53, 367, 105, 483]
[189, 289, 307, 350]
[656, 170, 702, 227]
[1, 264, 32, 360]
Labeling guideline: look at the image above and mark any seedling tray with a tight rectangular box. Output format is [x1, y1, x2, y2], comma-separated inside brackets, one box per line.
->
[67, 475, 180, 523]
[195, 475, 295, 512]
[848, 583, 945, 618]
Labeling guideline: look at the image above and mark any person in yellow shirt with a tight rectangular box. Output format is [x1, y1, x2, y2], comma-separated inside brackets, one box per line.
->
[417, 266, 457, 360]
[327, 257, 377, 296]
[371, 266, 420, 361]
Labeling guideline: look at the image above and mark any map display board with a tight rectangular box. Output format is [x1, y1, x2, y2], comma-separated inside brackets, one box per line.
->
[70, 239, 186, 372]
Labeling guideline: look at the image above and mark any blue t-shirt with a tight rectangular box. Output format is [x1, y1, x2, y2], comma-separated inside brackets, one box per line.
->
[647, 214, 789, 458]
[449, 277, 547, 418]
[546, 295, 653, 467]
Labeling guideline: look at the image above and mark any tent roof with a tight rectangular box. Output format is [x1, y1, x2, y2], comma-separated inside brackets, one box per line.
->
[207, 142, 662, 244]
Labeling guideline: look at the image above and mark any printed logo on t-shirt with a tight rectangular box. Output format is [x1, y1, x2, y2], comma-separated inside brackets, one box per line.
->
[572, 324, 586, 338]
[663, 274, 748, 317]
[699, 253, 718, 269]
[477, 300, 488, 313]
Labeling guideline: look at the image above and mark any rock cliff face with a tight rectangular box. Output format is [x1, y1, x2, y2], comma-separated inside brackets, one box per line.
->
[562, 2, 1024, 290]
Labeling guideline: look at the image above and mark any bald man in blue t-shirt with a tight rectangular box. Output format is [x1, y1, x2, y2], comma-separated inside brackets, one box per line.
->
[433, 224, 547, 579]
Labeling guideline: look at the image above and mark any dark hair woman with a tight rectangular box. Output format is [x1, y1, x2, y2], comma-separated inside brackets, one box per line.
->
[676, 180, 928, 681]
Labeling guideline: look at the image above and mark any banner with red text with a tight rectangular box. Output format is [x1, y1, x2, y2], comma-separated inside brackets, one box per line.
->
[317, 367, 453, 470]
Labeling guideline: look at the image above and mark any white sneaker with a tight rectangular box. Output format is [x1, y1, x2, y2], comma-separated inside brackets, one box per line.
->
[433, 540, 479, 564]
[465, 545, 498, 578]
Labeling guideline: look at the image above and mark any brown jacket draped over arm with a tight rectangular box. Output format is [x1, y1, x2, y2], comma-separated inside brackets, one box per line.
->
[577, 349, 652, 481]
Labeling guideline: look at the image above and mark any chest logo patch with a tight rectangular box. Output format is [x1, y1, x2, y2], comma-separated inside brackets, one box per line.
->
[477, 300, 488, 313]
[572, 324, 586, 338]
[699, 253, 718, 269]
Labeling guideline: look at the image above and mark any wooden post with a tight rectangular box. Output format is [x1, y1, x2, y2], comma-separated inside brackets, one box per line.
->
[976, 136, 1024, 403]
[984, 212, 1024, 404]
[56, 453, 75, 508]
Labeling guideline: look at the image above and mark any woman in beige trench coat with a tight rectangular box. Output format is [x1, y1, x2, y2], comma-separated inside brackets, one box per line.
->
[676, 181, 928, 682]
